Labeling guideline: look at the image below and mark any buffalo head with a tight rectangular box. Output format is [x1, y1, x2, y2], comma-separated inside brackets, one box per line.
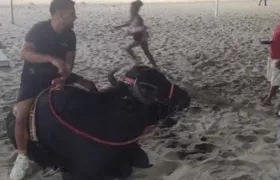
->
[108, 65, 191, 114]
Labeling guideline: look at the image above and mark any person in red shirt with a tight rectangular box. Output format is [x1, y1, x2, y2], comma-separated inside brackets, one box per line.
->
[261, 24, 280, 105]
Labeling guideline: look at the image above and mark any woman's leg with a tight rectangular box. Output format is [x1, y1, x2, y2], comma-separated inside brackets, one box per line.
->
[140, 41, 157, 67]
[124, 41, 142, 64]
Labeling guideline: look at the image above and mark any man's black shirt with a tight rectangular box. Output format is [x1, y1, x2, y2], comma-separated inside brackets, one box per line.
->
[21, 20, 76, 84]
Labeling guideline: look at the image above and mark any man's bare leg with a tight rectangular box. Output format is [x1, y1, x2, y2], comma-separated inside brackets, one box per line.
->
[124, 41, 141, 64]
[10, 99, 33, 180]
[263, 85, 279, 105]
[140, 41, 157, 68]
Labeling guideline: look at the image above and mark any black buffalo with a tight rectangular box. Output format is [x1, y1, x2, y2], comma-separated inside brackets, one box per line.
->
[5, 65, 191, 180]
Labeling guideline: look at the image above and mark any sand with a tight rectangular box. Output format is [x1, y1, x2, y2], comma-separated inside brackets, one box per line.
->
[1, 0, 280, 179]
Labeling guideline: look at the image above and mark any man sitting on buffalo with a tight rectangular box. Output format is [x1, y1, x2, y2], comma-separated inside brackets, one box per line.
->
[10, 0, 96, 179]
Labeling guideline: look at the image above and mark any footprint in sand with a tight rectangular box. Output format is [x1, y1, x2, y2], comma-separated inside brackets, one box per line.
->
[253, 129, 271, 135]
[206, 129, 218, 135]
[242, 143, 252, 150]
[165, 140, 179, 149]
[230, 159, 260, 169]
[196, 155, 208, 161]
[132, 161, 179, 179]
[180, 144, 189, 149]
[212, 105, 221, 111]
[190, 106, 202, 113]
[203, 157, 261, 171]
[200, 136, 207, 142]
[235, 134, 258, 143]
[210, 168, 224, 176]
[194, 143, 216, 153]
[164, 143, 216, 161]
[154, 132, 177, 139]
[219, 150, 237, 158]
[159, 117, 177, 129]
[229, 174, 253, 180]
[263, 136, 277, 144]
[165, 151, 183, 161]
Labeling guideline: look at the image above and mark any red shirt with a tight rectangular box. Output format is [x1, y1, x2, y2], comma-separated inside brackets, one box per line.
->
[270, 24, 280, 59]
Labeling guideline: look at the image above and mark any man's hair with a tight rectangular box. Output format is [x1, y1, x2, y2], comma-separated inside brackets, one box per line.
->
[133, 0, 143, 7]
[136, 0, 143, 6]
[49, 0, 75, 16]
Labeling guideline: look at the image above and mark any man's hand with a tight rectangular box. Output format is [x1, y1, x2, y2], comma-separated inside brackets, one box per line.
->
[49, 57, 71, 77]
[49, 59, 71, 91]
[51, 76, 67, 91]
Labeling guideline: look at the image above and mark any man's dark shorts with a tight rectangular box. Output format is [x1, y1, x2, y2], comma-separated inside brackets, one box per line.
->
[17, 73, 81, 102]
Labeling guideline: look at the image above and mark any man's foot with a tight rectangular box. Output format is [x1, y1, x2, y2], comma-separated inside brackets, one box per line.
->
[10, 153, 30, 180]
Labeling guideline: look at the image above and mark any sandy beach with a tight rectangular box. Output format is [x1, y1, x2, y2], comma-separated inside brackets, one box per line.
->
[1, 0, 280, 179]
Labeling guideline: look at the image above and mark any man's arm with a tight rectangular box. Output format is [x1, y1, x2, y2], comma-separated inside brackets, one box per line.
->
[22, 23, 59, 63]
[65, 31, 77, 71]
[21, 42, 53, 63]
[65, 51, 75, 71]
